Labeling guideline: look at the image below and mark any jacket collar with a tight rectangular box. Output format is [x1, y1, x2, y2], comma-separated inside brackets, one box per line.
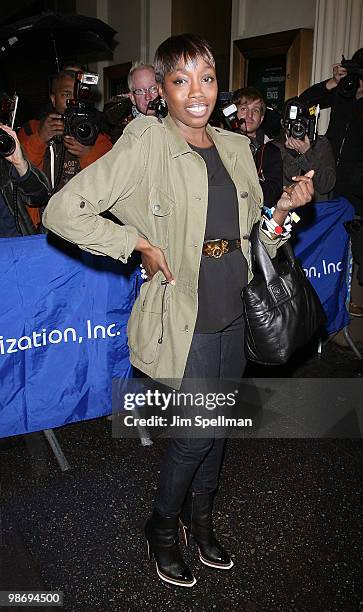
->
[162, 114, 190, 157]
[206, 124, 238, 179]
[163, 114, 238, 177]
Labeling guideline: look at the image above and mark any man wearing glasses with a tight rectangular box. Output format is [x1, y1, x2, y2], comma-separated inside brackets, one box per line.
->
[128, 62, 159, 117]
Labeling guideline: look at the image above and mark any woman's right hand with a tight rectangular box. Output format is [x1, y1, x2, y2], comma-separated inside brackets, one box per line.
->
[135, 237, 175, 284]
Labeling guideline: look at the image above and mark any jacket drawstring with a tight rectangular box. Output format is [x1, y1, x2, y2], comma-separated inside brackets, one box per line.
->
[158, 281, 169, 344]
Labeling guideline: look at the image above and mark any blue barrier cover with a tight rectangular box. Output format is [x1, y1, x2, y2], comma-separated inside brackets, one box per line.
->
[0, 198, 354, 438]
[0, 235, 139, 438]
[294, 198, 354, 335]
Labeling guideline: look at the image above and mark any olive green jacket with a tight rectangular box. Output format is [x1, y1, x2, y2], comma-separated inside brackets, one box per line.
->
[43, 114, 283, 385]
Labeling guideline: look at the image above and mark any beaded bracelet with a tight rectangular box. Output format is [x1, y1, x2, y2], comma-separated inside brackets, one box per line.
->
[261, 206, 300, 239]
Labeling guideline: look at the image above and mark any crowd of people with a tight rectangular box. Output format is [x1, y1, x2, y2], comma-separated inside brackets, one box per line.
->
[1, 50, 362, 311]
[0, 33, 362, 588]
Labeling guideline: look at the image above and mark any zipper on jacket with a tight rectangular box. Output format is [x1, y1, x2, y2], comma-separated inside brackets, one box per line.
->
[336, 122, 350, 167]
[12, 183, 22, 234]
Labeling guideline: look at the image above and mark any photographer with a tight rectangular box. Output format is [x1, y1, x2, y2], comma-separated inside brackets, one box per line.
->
[128, 62, 158, 118]
[0, 124, 50, 237]
[273, 98, 336, 202]
[232, 87, 283, 207]
[300, 48, 363, 313]
[18, 70, 112, 191]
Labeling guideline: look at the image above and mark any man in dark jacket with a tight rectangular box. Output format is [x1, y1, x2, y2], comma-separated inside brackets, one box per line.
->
[233, 87, 283, 207]
[0, 124, 50, 238]
[300, 48, 363, 314]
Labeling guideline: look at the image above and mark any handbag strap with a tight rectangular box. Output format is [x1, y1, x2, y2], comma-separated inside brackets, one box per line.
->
[250, 222, 297, 286]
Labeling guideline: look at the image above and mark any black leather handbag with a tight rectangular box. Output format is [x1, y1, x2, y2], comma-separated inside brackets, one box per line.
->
[242, 223, 326, 365]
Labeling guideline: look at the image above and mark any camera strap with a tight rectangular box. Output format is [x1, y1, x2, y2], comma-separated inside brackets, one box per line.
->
[47, 140, 66, 194]
[249, 130, 266, 182]
[255, 143, 267, 182]
[336, 121, 350, 167]
[49, 142, 56, 189]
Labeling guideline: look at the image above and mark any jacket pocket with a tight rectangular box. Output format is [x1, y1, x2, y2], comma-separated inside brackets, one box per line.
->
[127, 307, 162, 364]
[127, 278, 170, 364]
[148, 186, 174, 249]
[249, 182, 263, 206]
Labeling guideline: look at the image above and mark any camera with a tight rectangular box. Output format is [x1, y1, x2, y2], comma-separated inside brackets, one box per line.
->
[62, 71, 100, 146]
[147, 96, 168, 119]
[215, 92, 244, 132]
[0, 92, 18, 157]
[282, 98, 319, 143]
[104, 95, 133, 126]
[339, 55, 363, 98]
[222, 102, 245, 132]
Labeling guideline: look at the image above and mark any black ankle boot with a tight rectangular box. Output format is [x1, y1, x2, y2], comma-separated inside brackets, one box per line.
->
[145, 509, 197, 587]
[180, 492, 234, 570]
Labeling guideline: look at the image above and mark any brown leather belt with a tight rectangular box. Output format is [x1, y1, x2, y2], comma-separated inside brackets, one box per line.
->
[202, 238, 241, 259]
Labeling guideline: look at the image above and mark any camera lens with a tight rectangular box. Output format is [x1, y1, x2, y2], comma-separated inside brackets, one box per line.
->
[0, 128, 16, 157]
[74, 120, 98, 146]
[76, 122, 93, 141]
[67, 109, 99, 146]
[339, 74, 359, 98]
[291, 119, 306, 140]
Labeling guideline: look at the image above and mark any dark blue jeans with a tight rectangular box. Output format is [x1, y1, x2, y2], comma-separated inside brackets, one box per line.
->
[155, 316, 246, 517]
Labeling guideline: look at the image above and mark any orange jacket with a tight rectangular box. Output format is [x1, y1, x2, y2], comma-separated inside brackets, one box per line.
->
[18, 119, 112, 171]
[18, 119, 112, 227]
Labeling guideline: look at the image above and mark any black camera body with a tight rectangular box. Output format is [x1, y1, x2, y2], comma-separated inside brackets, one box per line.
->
[215, 92, 244, 132]
[147, 96, 168, 119]
[0, 93, 18, 157]
[61, 71, 100, 147]
[221, 102, 244, 133]
[283, 99, 319, 142]
[339, 55, 363, 98]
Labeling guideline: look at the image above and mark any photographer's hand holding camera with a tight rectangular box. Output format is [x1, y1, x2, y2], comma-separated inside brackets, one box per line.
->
[63, 135, 92, 159]
[38, 113, 65, 144]
[0, 124, 29, 175]
[0, 124, 50, 237]
[38, 114, 93, 161]
[285, 134, 311, 155]
[326, 62, 363, 95]
[19, 71, 112, 192]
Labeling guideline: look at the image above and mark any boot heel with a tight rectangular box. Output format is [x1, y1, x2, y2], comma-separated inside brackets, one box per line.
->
[145, 510, 196, 587]
[179, 521, 191, 547]
[181, 492, 234, 570]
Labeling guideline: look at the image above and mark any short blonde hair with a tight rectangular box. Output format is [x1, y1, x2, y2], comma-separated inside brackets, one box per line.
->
[127, 62, 155, 91]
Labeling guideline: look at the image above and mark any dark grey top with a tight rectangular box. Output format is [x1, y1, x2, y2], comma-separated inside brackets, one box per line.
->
[189, 144, 248, 333]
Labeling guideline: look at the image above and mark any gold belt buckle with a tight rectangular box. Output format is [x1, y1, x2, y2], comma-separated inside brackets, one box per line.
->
[207, 239, 229, 258]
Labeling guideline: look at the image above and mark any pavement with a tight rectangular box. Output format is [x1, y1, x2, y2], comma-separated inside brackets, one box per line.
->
[1, 338, 362, 612]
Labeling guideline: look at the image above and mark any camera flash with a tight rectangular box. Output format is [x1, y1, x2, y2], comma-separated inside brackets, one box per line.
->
[222, 103, 238, 118]
[289, 105, 298, 119]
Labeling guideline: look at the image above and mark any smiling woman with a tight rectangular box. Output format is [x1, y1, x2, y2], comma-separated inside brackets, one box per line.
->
[154, 35, 217, 145]
[160, 60, 217, 137]
[42, 33, 315, 590]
